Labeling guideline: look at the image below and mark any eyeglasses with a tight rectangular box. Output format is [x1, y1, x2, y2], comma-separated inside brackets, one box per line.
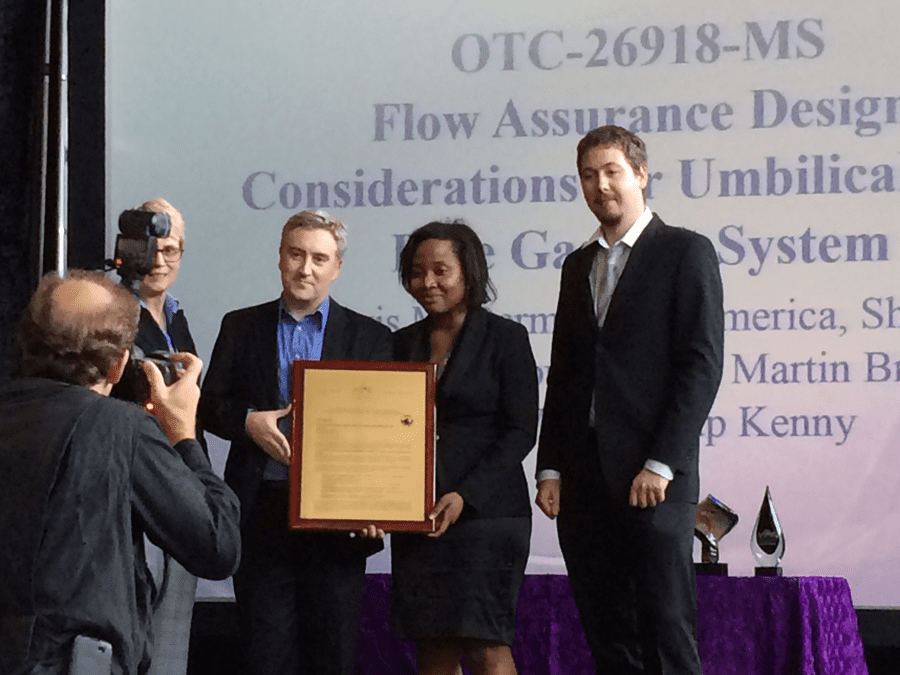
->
[154, 245, 184, 262]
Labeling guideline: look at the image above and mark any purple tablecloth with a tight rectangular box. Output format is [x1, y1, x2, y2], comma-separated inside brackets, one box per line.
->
[696, 576, 868, 675]
[357, 574, 868, 675]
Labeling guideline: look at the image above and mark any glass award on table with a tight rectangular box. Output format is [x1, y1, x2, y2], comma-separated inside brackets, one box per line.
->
[694, 494, 739, 576]
[752, 486, 785, 576]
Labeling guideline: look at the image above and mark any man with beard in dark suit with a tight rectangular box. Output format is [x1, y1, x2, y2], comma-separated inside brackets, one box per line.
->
[200, 210, 391, 675]
[536, 127, 724, 675]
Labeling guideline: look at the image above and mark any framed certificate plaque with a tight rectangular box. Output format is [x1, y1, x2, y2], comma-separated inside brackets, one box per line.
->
[289, 360, 436, 533]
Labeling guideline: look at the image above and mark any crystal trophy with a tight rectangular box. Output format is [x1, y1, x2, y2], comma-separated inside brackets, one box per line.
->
[694, 495, 739, 576]
[751, 486, 785, 576]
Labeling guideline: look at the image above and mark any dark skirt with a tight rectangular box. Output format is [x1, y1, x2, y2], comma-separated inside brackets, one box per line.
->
[390, 515, 531, 644]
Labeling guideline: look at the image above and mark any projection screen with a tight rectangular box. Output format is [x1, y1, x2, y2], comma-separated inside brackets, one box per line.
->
[108, 0, 900, 606]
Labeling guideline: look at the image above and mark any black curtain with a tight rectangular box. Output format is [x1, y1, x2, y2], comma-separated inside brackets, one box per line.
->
[0, 0, 44, 376]
[0, 0, 105, 376]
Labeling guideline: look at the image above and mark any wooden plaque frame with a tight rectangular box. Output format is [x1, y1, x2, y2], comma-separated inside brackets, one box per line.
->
[289, 360, 436, 533]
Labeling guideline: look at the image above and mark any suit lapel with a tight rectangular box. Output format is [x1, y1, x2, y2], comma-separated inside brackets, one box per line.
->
[439, 308, 488, 395]
[573, 243, 601, 332]
[321, 299, 347, 361]
[403, 321, 432, 363]
[603, 216, 663, 330]
[254, 300, 281, 407]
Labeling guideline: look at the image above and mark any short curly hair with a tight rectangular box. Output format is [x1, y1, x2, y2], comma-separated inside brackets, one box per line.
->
[281, 210, 347, 259]
[398, 220, 496, 310]
[16, 270, 139, 386]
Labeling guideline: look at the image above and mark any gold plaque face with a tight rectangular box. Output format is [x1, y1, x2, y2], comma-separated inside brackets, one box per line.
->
[290, 360, 436, 533]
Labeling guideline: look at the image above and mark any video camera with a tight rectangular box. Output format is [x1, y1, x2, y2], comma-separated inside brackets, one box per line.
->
[111, 209, 172, 291]
[108, 209, 182, 402]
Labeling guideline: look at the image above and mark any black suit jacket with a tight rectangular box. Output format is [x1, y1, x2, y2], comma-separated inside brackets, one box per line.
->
[199, 298, 392, 556]
[537, 214, 724, 505]
[394, 308, 538, 520]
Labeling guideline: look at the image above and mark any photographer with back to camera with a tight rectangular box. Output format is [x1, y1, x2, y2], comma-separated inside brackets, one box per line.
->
[0, 270, 240, 675]
[110, 199, 205, 675]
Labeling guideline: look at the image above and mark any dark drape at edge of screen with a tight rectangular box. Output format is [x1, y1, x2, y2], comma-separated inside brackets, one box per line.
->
[0, 0, 106, 377]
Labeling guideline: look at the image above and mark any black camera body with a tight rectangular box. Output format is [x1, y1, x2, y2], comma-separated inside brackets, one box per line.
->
[112, 210, 171, 290]
[131, 350, 184, 404]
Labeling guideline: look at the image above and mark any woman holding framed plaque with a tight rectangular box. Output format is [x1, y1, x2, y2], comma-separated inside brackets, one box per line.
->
[392, 221, 539, 675]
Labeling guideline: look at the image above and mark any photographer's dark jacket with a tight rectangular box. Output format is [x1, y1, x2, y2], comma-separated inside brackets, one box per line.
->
[0, 379, 241, 675]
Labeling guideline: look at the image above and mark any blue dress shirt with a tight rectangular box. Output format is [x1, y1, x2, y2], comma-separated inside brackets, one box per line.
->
[262, 296, 331, 480]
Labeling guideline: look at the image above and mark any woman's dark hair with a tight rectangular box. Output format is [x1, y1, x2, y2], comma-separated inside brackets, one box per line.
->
[398, 220, 496, 309]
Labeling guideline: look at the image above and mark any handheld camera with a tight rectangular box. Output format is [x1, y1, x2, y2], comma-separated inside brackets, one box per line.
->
[131, 350, 185, 405]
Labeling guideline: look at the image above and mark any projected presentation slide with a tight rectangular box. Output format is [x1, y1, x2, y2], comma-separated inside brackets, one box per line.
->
[109, 1, 900, 605]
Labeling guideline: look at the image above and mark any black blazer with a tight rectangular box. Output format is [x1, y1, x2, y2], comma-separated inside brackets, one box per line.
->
[394, 308, 538, 520]
[537, 215, 724, 504]
[199, 298, 391, 555]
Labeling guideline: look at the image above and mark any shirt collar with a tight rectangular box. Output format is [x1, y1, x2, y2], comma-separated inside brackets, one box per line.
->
[582, 207, 653, 250]
[279, 295, 331, 326]
[162, 294, 179, 320]
[137, 293, 180, 324]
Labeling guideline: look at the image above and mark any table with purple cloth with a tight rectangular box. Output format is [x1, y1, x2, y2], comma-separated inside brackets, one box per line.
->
[356, 573, 868, 675]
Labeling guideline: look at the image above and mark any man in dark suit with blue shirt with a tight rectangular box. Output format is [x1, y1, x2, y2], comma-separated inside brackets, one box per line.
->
[536, 127, 724, 675]
[200, 210, 391, 675]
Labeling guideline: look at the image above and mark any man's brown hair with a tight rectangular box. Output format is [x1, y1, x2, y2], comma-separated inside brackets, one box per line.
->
[576, 126, 648, 174]
[17, 270, 139, 386]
